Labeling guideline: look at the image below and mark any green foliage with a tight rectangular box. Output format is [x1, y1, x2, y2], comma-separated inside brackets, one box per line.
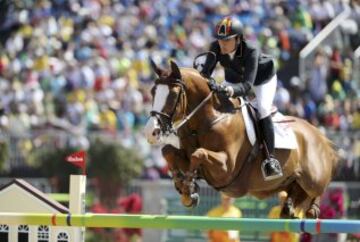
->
[88, 139, 143, 186]
[86, 230, 117, 242]
[31, 138, 143, 192]
[0, 141, 9, 172]
[31, 147, 79, 192]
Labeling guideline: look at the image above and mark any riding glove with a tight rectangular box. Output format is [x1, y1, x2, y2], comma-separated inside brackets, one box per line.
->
[208, 80, 251, 98]
[231, 82, 251, 97]
[208, 80, 232, 97]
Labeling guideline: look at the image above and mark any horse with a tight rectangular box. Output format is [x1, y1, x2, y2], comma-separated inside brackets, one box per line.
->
[144, 60, 339, 218]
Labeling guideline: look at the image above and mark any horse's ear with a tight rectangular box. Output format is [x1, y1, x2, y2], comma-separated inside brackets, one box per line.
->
[170, 60, 181, 80]
[149, 58, 164, 77]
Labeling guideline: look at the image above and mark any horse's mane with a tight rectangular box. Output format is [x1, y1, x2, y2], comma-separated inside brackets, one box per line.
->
[180, 67, 204, 77]
[180, 67, 201, 73]
[178, 67, 234, 112]
[179, 67, 208, 87]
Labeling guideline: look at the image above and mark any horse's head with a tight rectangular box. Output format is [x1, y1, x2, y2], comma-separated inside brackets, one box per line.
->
[144, 59, 187, 145]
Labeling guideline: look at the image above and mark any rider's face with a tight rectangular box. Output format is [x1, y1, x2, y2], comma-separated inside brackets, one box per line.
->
[218, 37, 237, 54]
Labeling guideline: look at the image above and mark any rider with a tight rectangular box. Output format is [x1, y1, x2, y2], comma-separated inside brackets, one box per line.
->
[200, 16, 283, 181]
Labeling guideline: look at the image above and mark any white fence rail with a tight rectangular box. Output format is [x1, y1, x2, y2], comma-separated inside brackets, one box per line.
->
[299, 9, 352, 82]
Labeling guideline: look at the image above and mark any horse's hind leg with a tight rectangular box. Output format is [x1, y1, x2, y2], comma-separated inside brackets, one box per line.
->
[284, 182, 322, 219]
[281, 182, 308, 218]
[305, 196, 321, 218]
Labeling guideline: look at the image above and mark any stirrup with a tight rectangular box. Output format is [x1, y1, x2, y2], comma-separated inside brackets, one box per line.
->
[261, 157, 283, 181]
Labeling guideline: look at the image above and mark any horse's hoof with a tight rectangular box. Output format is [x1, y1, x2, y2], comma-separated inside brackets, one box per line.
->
[180, 193, 200, 208]
[305, 208, 319, 219]
[181, 195, 193, 207]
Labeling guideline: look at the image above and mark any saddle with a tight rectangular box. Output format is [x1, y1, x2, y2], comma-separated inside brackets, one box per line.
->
[243, 99, 278, 143]
[236, 97, 298, 150]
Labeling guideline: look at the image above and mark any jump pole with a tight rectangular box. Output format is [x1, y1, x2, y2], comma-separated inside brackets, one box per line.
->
[0, 213, 359, 234]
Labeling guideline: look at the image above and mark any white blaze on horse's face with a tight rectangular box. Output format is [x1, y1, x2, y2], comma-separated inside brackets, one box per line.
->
[144, 84, 170, 145]
[152, 85, 169, 113]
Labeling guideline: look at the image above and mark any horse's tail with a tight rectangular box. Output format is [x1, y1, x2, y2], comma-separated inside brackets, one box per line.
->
[300, 118, 340, 180]
[318, 130, 340, 179]
[330, 143, 341, 179]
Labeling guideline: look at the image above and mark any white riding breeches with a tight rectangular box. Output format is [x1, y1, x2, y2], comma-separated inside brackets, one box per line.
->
[253, 74, 277, 119]
[225, 74, 277, 120]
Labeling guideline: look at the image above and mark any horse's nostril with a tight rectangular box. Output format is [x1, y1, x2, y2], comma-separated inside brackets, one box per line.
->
[152, 129, 160, 136]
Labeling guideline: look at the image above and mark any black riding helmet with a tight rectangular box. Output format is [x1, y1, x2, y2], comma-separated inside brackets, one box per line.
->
[214, 16, 243, 40]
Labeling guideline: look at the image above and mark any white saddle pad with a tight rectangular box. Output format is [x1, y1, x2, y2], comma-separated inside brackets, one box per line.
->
[241, 102, 298, 150]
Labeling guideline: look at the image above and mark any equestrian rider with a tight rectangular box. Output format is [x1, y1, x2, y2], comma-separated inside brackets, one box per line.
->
[200, 16, 283, 181]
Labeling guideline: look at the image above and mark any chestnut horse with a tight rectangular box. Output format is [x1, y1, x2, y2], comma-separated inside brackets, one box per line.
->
[144, 60, 339, 218]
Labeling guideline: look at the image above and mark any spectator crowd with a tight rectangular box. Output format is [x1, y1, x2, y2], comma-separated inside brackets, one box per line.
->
[0, 0, 359, 179]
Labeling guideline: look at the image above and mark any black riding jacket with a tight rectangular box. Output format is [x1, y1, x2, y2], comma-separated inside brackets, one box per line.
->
[201, 40, 276, 97]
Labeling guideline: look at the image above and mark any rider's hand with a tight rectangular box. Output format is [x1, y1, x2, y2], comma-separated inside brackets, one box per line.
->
[208, 80, 234, 97]
[216, 85, 234, 97]
[207, 79, 219, 91]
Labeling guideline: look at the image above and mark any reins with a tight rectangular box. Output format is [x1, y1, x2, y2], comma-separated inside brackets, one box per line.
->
[172, 90, 214, 133]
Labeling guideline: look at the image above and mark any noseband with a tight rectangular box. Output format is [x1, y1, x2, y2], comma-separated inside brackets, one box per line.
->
[150, 110, 174, 134]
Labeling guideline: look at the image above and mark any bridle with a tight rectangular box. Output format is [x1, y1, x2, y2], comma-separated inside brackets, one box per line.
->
[150, 79, 186, 135]
[150, 78, 213, 136]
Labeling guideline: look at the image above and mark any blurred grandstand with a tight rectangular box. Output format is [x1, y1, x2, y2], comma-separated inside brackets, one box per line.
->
[0, 0, 359, 241]
[0, 0, 359, 181]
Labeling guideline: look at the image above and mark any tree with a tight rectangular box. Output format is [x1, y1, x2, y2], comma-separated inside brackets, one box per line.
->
[31, 147, 80, 192]
[0, 140, 9, 173]
[32, 138, 143, 207]
[88, 138, 143, 207]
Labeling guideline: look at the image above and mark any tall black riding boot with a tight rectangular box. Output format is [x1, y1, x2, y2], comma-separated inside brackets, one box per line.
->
[259, 116, 283, 181]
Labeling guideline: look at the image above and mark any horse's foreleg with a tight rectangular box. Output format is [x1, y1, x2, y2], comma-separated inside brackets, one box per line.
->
[185, 148, 228, 183]
[190, 148, 228, 171]
[182, 148, 228, 207]
[162, 144, 189, 195]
